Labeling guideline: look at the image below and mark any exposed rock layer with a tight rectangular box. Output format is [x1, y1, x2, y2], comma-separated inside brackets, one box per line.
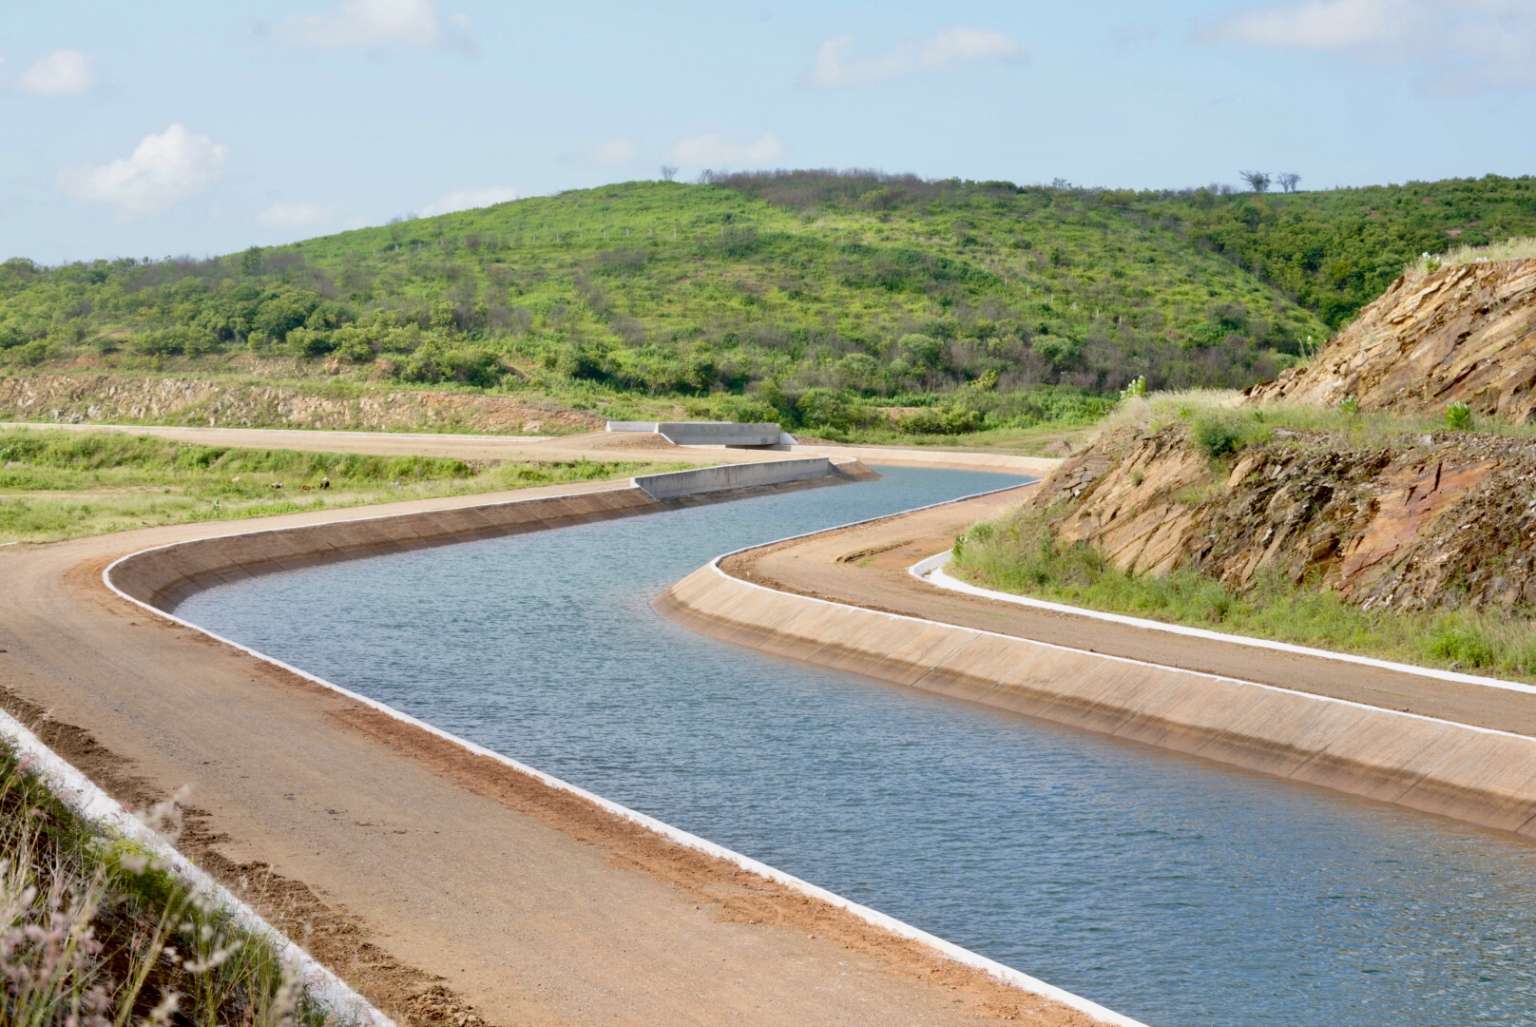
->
[0, 374, 601, 434]
[1030, 425, 1536, 612]
[1248, 259, 1536, 420]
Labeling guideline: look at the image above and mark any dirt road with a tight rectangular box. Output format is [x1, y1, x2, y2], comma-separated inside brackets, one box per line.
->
[726, 486, 1536, 737]
[0, 468, 1103, 1025]
[5, 421, 1063, 477]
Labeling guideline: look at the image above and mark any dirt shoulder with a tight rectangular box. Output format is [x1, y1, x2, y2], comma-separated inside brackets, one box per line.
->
[0, 467, 1100, 1025]
[724, 488, 1536, 737]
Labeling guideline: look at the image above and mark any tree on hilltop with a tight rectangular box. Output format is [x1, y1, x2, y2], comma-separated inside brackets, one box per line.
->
[1239, 170, 1272, 193]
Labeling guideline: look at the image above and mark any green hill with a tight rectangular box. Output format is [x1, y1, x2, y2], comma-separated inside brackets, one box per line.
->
[2, 171, 1533, 439]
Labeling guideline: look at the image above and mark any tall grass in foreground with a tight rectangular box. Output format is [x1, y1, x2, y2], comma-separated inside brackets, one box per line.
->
[953, 514, 1536, 681]
[0, 743, 329, 1025]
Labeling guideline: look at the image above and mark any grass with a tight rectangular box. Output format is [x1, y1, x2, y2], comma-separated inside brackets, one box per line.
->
[1405, 236, 1536, 279]
[1104, 387, 1536, 452]
[0, 739, 331, 1025]
[0, 428, 677, 543]
[952, 506, 1536, 682]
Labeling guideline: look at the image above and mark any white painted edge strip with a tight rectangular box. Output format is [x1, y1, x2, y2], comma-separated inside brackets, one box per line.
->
[913, 550, 1536, 698]
[708, 537, 1536, 745]
[0, 709, 393, 1027]
[101, 472, 1143, 1027]
[704, 476, 1536, 742]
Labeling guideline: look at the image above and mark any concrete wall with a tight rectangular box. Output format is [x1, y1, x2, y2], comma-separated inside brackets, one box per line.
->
[113, 486, 656, 612]
[606, 420, 785, 447]
[659, 563, 1536, 840]
[635, 458, 834, 500]
[658, 422, 783, 447]
[111, 459, 849, 612]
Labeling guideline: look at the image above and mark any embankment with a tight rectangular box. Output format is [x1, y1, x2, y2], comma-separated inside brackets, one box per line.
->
[659, 493, 1536, 840]
[111, 457, 859, 610]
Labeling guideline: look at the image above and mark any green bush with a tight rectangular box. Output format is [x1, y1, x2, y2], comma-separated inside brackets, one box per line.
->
[1445, 401, 1473, 430]
[790, 387, 870, 433]
[1425, 617, 1495, 667]
[1192, 414, 1245, 458]
[899, 403, 985, 435]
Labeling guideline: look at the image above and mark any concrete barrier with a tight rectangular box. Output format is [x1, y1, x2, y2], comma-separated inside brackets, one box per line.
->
[660, 556, 1536, 840]
[634, 458, 834, 500]
[607, 420, 791, 447]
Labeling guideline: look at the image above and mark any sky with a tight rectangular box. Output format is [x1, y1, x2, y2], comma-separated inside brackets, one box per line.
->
[3, 0, 1535, 264]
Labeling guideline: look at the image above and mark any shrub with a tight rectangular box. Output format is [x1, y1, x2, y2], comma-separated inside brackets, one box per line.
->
[1445, 401, 1473, 430]
[1030, 333, 1079, 367]
[791, 387, 868, 433]
[899, 403, 985, 435]
[284, 326, 335, 358]
[399, 345, 502, 387]
[1192, 414, 1245, 458]
[1425, 617, 1495, 667]
[896, 333, 943, 369]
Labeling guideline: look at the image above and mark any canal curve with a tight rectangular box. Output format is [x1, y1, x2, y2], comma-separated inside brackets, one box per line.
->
[175, 467, 1536, 1027]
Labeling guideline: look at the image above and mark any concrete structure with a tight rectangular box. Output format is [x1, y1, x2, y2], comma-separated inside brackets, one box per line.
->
[634, 457, 835, 500]
[111, 460, 854, 611]
[606, 420, 795, 447]
[660, 500, 1536, 840]
[60, 459, 1130, 1027]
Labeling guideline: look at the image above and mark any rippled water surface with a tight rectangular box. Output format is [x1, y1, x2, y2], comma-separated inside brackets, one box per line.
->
[178, 468, 1536, 1026]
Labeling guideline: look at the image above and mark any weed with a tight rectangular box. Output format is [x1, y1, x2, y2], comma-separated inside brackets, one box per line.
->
[952, 508, 1536, 682]
[0, 743, 327, 1025]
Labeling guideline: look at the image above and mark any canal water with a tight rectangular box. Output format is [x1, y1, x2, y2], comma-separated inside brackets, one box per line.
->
[177, 468, 1536, 1026]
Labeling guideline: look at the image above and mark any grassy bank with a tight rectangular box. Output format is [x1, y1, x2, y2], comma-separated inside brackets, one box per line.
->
[0, 738, 332, 1025]
[0, 428, 674, 542]
[953, 507, 1536, 681]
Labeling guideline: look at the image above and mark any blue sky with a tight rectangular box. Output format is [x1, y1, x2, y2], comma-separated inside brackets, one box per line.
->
[3, 0, 1534, 264]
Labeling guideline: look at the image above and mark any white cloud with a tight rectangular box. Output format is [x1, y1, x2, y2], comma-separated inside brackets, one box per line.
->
[668, 133, 783, 168]
[1206, 0, 1536, 89]
[595, 139, 637, 164]
[1207, 0, 1408, 48]
[277, 0, 467, 49]
[258, 201, 332, 230]
[60, 124, 227, 217]
[19, 49, 93, 95]
[419, 185, 519, 217]
[811, 27, 1024, 88]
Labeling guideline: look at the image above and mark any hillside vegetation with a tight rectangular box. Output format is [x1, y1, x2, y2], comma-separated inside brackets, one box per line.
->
[3, 171, 1533, 439]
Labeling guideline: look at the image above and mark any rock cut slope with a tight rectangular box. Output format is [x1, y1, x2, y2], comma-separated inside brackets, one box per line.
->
[993, 255, 1536, 615]
[1248, 259, 1536, 419]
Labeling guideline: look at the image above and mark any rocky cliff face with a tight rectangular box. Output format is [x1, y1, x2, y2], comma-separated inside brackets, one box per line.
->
[1248, 259, 1536, 420]
[0, 374, 602, 434]
[1017, 257, 1536, 613]
[1030, 425, 1536, 612]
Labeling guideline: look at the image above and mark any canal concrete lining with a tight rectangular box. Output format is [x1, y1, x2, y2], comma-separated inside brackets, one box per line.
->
[2, 443, 1128, 1026]
[660, 487, 1536, 840]
[634, 457, 833, 500]
[111, 459, 846, 610]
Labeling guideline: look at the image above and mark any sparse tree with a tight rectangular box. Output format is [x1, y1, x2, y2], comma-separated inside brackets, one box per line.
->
[1277, 172, 1301, 193]
[659, 165, 678, 182]
[1239, 170, 1272, 193]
